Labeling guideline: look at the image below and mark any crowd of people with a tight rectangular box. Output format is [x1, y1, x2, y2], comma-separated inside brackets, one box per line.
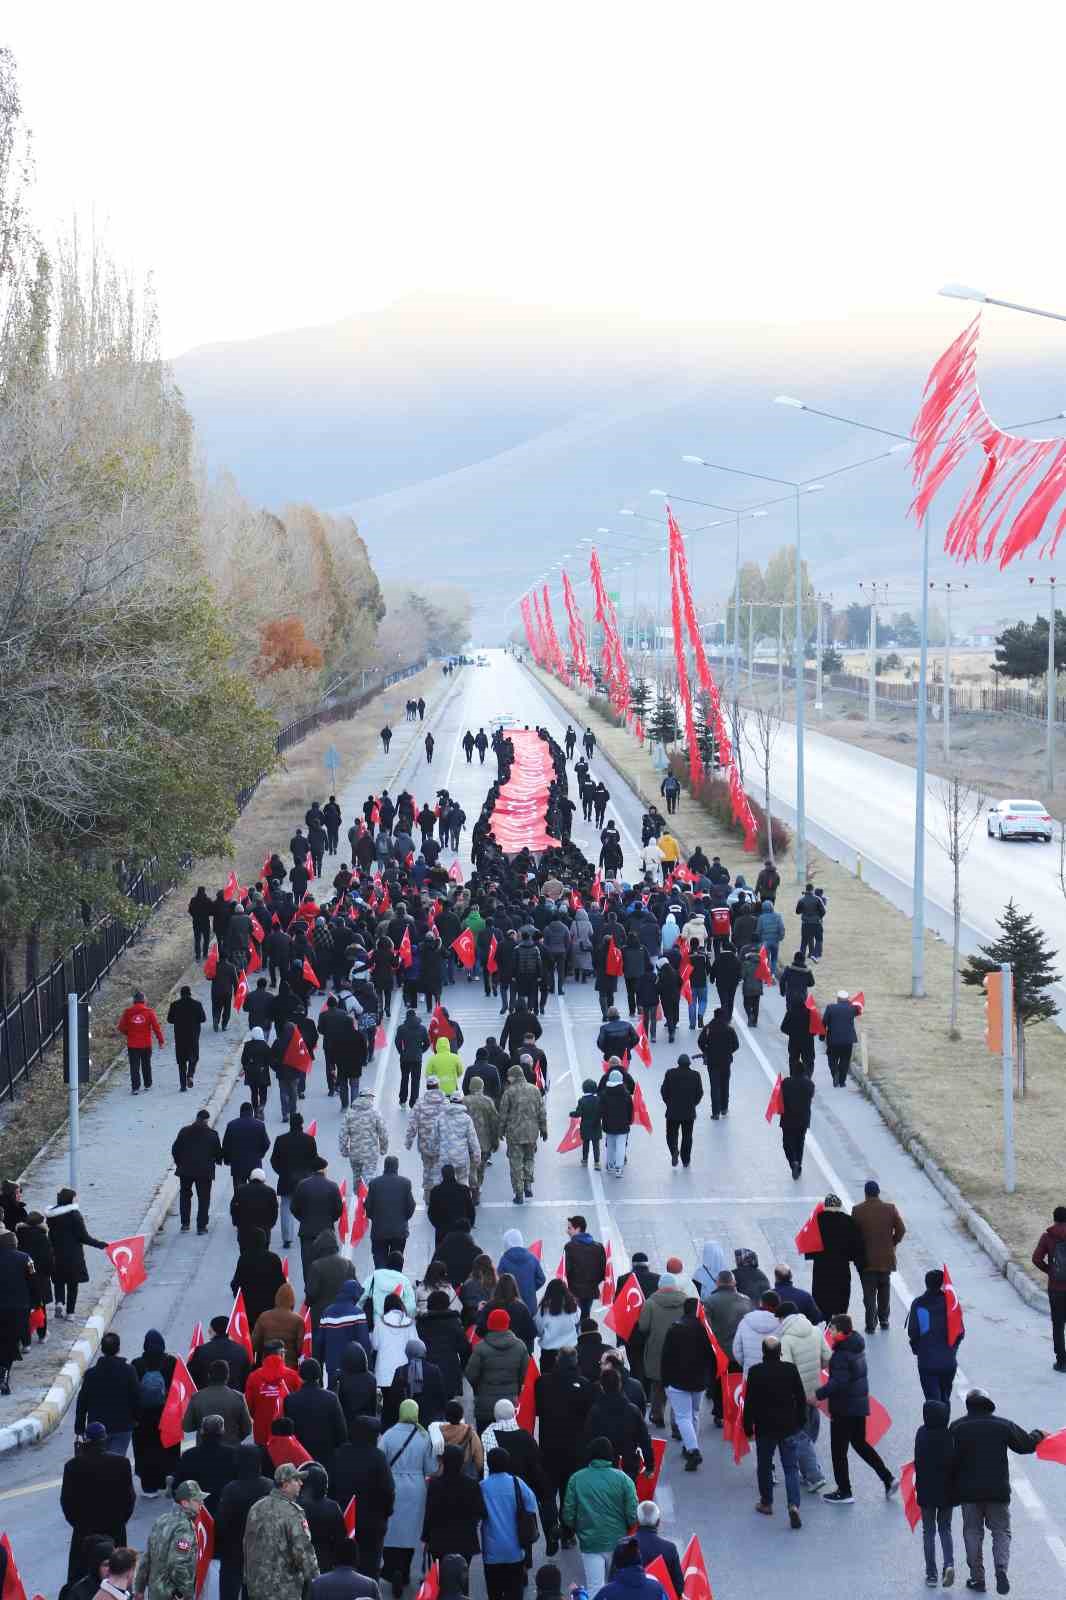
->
[0, 707, 1059, 1600]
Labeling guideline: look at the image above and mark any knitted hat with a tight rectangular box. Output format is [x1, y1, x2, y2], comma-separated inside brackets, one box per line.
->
[487, 1308, 510, 1332]
[666, 1256, 684, 1273]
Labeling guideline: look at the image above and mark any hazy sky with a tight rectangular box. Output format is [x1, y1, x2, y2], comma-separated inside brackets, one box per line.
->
[7, 1, 1066, 357]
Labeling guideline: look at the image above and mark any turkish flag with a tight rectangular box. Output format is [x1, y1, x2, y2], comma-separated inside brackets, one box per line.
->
[721, 1368, 743, 1441]
[695, 1303, 729, 1379]
[415, 1563, 440, 1600]
[680, 974, 693, 1004]
[351, 1179, 369, 1244]
[528, 1240, 543, 1261]
[900, 1460, 921, 1530]
[635, 1021, 653, 1067]
[645, 1557, 678, 1600]
[795, 1203, 825, 1254]
[247, 942, 262, 974]
[374, 1023, 387, 1050]
[569, 891, 583, 912]
[302, 957, 321, 990]
[343, 1497, 357, 1536]
[764, 1074, 784, 1122]
[589, 876, 603, 903]
[337, 1179, 349, 1245]
[378, 886, 392, 914]
[448, 859, 465, 884]
[250, 913, 266, 943]
[305, 852, 315, 882]
[222, 870, 240, 903]
[227, 1290, 254, 1359]
[943, 1263, 965, 1346]
[631, 1081, 653, 1133]
[729, 1376, 750, 1462]
[282, 1027, 313, 1074]
[867, 1394, 892, 1447]
[203, 942, 218, 979]
[850, 990, 865, 1013]
[634, 1435, 667, 1502]
[371, 803, 381, 825]
[1036, 1428, 1066, 1464]
[187, 1321, 204, 1362]
[107, 1236, 146, 1294]
[234, 971, 248, 1012]
[451, 929, 476, 970]
[604, 1274, 644, 1341]
[1, 1536, 28, 1600]
[756, 945, 773, 985]
[194, 1506, 214, 1596]
[533, 1062, 545, 1092]
[515, 1356, 539, 1431]
[556, 1117, 583, 1154]
[605, 939, 623, 977]
[600, 1241, 616, 1307]
[487, 935, 498, 974]
[159, 1355, 195, 1448]
[806, 993, 826, 1037]
[398, 927, 413, 968]
[301, 1306, 313, 1359]
[306, 1121, 318, 1138]
[680, 1535, 714, 1600]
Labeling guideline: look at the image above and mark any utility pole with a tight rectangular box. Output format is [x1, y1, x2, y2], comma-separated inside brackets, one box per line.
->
[858, 581, 888, 724]
[928, 580, 968, 759]
[1028, 575, 1059, 791]
[748, 601, 755, 692]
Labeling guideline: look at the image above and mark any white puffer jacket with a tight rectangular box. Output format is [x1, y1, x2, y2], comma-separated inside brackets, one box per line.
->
[731, 1307, 780, 1373]
[778, 1311, 829, 1400]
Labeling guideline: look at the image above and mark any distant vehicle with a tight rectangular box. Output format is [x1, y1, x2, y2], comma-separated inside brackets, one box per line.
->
[986, 798, 1053, 843]
[476, 654, 488, 666]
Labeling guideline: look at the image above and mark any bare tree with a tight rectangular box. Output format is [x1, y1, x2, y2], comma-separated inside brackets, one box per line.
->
[928, 773, 986, 1037]
[741, 700, 784, 865]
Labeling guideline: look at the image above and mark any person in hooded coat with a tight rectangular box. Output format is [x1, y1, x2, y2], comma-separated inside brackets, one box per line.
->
[466, 1309, 530, 1429]
[417, 1289, 470, 1399]
[331, 1341, 379, 1433]
[599, 1071, 634, 1178]
[379, 1398, 437, 1594]
[46, 1188, 107, 1319]
[497, 1230, 546, 1317]
[305, 1231, 359, 1331]
[907, 1268, 964, 1404]
[804, 1195, 864, 1321]
[692, 1241, 726, 1302]
[286, 1358, 349, 1477]
[428, 1166, 476, 1247]
[422, 1443, 485, 1562]
[300, 1461, 349, 1575]
[131, 1330, 179, 1495]
[437, 1219, 483, 1289]
[318, 1281, 371, 1382]
[231, 1226, 286, 1331]
[330, 1415, 394, 1578]
[382, 1337, 447, 1430]
[215, 1440, 272, 1600]
[913, 1400, 957, 1589]
[373, 1293, 417, 1390]
[253, 1282, 305, 1367]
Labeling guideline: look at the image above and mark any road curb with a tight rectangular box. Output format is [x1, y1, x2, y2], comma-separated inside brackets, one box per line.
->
[523, 661, 1051, 1317]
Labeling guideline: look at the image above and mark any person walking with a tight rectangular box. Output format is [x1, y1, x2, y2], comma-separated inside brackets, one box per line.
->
[380, 726, 393, 753]
[498, 1064, 547, 1205]
[480, 1447, 540, 1600]
[215, 1443, 273, 1600]
[422, 1442, 484, 1565]
[702, 1268, 749, 1427]
[222, 1104, 270, 1193]
[61, 1421, 137, 1579]
[244, 1463, 321, 1600]
[562, 1439, 638, 1595]
[802, 1193, 864, 1321]
[950, 1388, 1045, 1595]
[822, 992, 862, 1087]
[379, 1399, 436, 1597]
[46, 1188, 107, 1321]
[181, 1359, 253, 1443]
[708, 942, 741, 1020]
[395, 1009, 431, 1109]
[636, 1268, 688, 1427]
[212, 955, 240, 1033]
[405, 1078, 449, 1205]
[660, 773, 681, 816]
[564, 1217, 607, 1321]
[116, 991, 164, 1094]
[660, 1053, 703, 1170]
[852, 1180, 906, 1334]
[738, 945, 763, 1027]
[466, 1308, 530, 1430]
[166, 986, 207, 1092]
[171, 1109, 223, 1236]
[913, 1401, 957, 1590]
[291, 1158, 344, 1283]
[780, 1062, 814, 1181]
[907, 1269, 965, 1404]
[339, 1090, 389, 1189]
[774, 1301, 828, 1491]
[599, 1069, 633, 1178]
[795, 883, 825, 961]
[135, 1480, 205, 1600]
[463, 1076, 499, 1201]
[742, 1336, 808, 1527]
[425, 732, 435, 764]
[697, 1008, 739, 1120]
[132, 1330, 180, 1497]
[462, 731, 476, 765]
[660, 1298, 715, 1471]
[754, 900, 785, 977]
[364, 1156, 417, 1268]
[74, 1331, 141, 1455]
[1031, 1205, 1066, 1372]
[498, 1229, 546, 1318]
[816, 1314, 898, 1504]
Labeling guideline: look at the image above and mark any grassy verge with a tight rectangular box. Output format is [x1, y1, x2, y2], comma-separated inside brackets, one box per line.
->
[531, 662, 1063, 1291]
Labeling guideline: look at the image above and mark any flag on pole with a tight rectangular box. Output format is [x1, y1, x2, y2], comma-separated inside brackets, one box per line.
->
[900, 1461, 921, 1530]
[644, 1559, 678, 1600]
[1036, 1428, 1066, 1464]
[554, 1251, 568, 1285]
[943, 1263, 965, 1346]
[635, 1021, 653, 1067]
[106, 1236, 147, 1294]
[515, 1356, 539, 1431]
[486, 935, 498, 974]
[159, 1356, 195, 1448]
[305, 852, 315, 882]
[343, 1497, 357, 1536]
[631, 1081, 653, 1133]
[451, 929, 476, 970]
[795, 1203, 825, 1254]
[234, 971, 248, 1013]
[756, 945, 773, 986]
[806, 993, 826, 1037]
[337, 1179, 349, 1245]
[448, 859, 464, 884]
[634, 1435, 667, 1502]
[306, 1120, 318, 1139]
[282, 1027, 313, 1074]
[187, 1321, 204, 1363]
[223, 870, 240, 903]
[227, 1291, 253, 1359]
[194, 1507, 214, 1597]
[849, 989, 866, 1012]
[415, 1563, 440, 1600]
[680, 1535, 714, 1600]
[398, 927, 413, 968]
[203, 942, 219, 979]
[302, 957, 321, 990]
[604, 939, 623, 977]
[600, 1241, 616, 1307]
[301, 1306, 313, 1359]
[603, 1273, 644, 1341]
[351, 1180, 369, 1244]
[764, 1074, 784, 1122]
[556, 1117, 583, 1154]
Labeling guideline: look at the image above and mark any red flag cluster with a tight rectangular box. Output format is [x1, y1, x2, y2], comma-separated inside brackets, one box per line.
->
[589, 547, 630, 714]
[562, 570, 593, 687]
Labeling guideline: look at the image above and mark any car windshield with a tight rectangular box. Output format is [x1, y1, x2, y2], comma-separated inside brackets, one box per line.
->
[1011, 802, 1045, 813]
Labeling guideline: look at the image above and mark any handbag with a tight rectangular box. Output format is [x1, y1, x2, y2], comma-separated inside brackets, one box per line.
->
[512, 1473, 539, 1549]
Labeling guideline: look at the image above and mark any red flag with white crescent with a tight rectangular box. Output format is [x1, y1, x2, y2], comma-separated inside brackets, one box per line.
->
[515, 1356, 539, 1432]
[337, 1179, 349, 1245]
[603, 1272, 644, 1341]
[695, 1302, 729, 1379]
[398, 927, 413, 968]
[448, 859, 464, 884]
[194, 1506, 214, 1596]
[227, 1290, 254, 1359]
[635, 1020, 653, 1067]
[680, 1535, 714, 1600]
[222, 870, 240, 903]
[343, 1497, 357, 1535]
[247, 942, 262, 974]
[631, 1081, 653, 1133]
[302, 957, 321, 990]
[203, 942, 219, 979]
[795, 1203, 825, 1254]
[159, 1355, 195, 1448]
[451, 929, 476, 970]
[634, 1435, 667, 1502]
[351, 1179, 369, 1244]
[764, 1074, 784, 1122]
[301, 1306, 312, 1359]
[187, 1321, 204, 1363]
[556, 1117, 582, 1154]
[486, 935, 498, 974]
[234, 970, 248, 1013]
[282, 1027, 313, 1074]
[415, 1563, 440, 1600]
[645, 1557, 678, 1600]
[942, 1263, 965, 1346]
[106, 1235, 146, 1294]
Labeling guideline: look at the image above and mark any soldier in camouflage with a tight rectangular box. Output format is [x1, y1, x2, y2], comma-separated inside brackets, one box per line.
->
[497, 1060, 547, 1203]
[134, 1480, 203, 1600]
[404, 1078, 447, 1203]
[338, 1088, 389, 1186]
[438, 1094, 481, 1187]
[243, 1462, 320, 1600]
[463, 1075, 499, 1201]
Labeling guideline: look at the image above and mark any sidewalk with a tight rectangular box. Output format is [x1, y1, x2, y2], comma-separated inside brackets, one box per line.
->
[0, 667, 462, 1447]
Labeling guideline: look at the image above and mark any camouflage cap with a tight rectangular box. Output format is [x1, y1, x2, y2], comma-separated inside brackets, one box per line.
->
[174, 1479, 206, 1502]
[274, 1462, 306, 1485]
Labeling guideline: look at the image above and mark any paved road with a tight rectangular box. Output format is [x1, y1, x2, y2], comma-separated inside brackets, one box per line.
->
[7, 652, 1066, 1600]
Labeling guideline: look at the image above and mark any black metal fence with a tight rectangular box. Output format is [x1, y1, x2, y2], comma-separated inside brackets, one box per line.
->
[0, 659, 427, 1104]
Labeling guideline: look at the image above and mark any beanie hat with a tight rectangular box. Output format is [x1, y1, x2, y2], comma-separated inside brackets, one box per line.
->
[837, 990, 849, 1001]
[666, 1256, 684, 1273]
[864, 1180, 880, 1197]
[487, 1308, 510, 1332]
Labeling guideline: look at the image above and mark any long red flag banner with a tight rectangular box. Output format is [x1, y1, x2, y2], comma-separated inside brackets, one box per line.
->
[562, 569, 593, 687]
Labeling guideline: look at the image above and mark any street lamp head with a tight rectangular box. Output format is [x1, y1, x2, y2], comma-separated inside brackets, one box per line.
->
[749, 509, 769, 520]
[596, 527, 611, 534]
[648, 489, 669, 497]
[681, 454, 705, 465]
[618, 508, 635, 516]
[774, 395, 805, 409]
[888, 441, 911, 453]
[802, 484, 825, 494]
[938, 282, 988, 303]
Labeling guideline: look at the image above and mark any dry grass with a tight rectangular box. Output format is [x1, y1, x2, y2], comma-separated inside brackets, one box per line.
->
[0, 666, 440, 1181]
[533, 664, 1064, 1288]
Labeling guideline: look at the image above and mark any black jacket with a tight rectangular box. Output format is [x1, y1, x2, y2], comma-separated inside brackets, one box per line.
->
[915, 1401, 956, 1509]
[230, 1178, 279, 1237]
[599, 1083, 634, 1136]
[438, 1223, 483, 1289]
[46, 1204, 106, 1285]
[74, 1353, 141, 1435]
[179, 1436, 241, 1516]
[416, 1307, 470, 1398]
[222, 1114, 270, 1181]
[660, 1314, 716, 1392]
[396, 1015, 431, 1063]
[271, 1129, 320, 1197]
[230, 1241, 286, 1331]
[949, 1394, 1041, 1504]
[659, 1063, 704, 1120]
[582, 1393, 652, 1477]
[214, 1442, 272, 1564]
[188, 1333, 252, 1393]
[291, 1174, 343, 1241]
[284, 1383, 349, 1473]
[167, 995, 207, 1049]
[422, 1467, 485, 1559]
[534, 1361, 595, 1456]
[564, 1236, 608, 1301]
[172, 1121, 224, 1181]
[427, 1176, 476, 1243]
[311, 1568, 380, 1600]
[743, 1357, 807, 1439]
[60, 1441, 136, 1541]
[815, 1331, 870, 1418]
[364, 1169, 416, 1239]
[329, 1439, 396, 1538]
[697, 1018, 739, 1068]
[780, 1073, 815, 1130]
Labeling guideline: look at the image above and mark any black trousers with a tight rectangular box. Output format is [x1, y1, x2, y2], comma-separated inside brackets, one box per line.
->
[829, 1414, 892, 1495]
[128, 1048, 153, 1090]
[1050, 1290, 1066, 1364]
[192, 922, 211, 959]
[666, 1118, 694, 1166]
[799, 923, 820, 959]
[782, 1125, 808, 1170]
[715, 981, 737, 1019]
[212, 996, 232, 1029]
[550, 951, 567, 993]
[862, 1270, 892, 1330]
[485, 1562, 526, 1600]
[399, 1060, 421, 1105]
[218, 1561, 245, 1600]
[743, 993, 761, 1025]
[827, 1044, 852, 1086]
[372, 1235, 407, 1268]
[176, 1051, 199, 1090]
[665, 793, 678, 814]
[709, 1063, 731, 1115]
[179, 1176, 213, 1231]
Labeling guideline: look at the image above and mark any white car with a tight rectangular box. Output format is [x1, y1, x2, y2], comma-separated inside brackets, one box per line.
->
[987, 798, 1053, 843]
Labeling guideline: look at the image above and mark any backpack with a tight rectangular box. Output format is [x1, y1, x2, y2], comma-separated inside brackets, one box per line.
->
[1050, 1238, 1066, 1282]
[138, 1368, 167, 1408]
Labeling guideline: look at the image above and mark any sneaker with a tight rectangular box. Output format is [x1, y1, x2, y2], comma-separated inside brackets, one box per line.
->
[1054, 1361, 1066, 1373]
[926, 1577, 939, 1588]
[594, 1162, 601, 1171]
[671, 1157, 679, 1168]
[513, 1194, 524, 1205]
[755, 1502, 772, 1516]
[788, 1507, 802, 1530]
[803, 1478, 827, 1492]
[823, 1490, 854, 1505]
[943, 1571, 954, 1590]
[965, 1582, 985, 1594]
[885, 1477, 900, 1497]
[994, 1573, 1009, 1596]
[524, 1186, 533, 1199]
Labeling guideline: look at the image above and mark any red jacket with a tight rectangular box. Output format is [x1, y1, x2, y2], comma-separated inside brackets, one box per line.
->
[117, 1004, 164, 1050]
[246, 1353, 302, 1445]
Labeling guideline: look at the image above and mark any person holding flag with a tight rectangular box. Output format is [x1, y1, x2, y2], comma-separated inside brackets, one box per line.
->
[822, 991, 863, 1088]
[906, 1269, 965, 1404]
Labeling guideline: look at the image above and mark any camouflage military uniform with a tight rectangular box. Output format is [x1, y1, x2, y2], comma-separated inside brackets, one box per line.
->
[404, 1085, 446, 1202]
[243, 1485, 320, 1600]
[438, 1098, 481, 1186]
[498, 1065, 547, 1200]
[338, 1090, 389, 1185]
[463, 1078, 499, 1198]
[135, 1505, 198, 1600]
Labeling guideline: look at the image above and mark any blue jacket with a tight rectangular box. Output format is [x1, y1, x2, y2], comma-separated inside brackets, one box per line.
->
[594, 1567, 666, 1600]
[755, 906, 785, 945]
[497, 1246, 546, 1316]
[628, 1530, 683, 1596]
[480, 1471, 538, 1564]
[815, 1331, 870, 1417]
[907, 1288, 962, 1373]
[822, 1001, 860, 1046]
[316, 1280, 371, 1381]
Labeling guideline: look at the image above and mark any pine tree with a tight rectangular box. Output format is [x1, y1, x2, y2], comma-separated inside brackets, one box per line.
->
[693, 693, 718, 768]
[646, 686, 679, 747]
[628, 678, 651, 719]
[961, 900, 1059, 1094]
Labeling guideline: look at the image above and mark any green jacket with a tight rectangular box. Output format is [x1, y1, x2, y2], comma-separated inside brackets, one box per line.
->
[244, 1487, 319, 1600]
[498, 1065, 547, 1145]
[463, 1085, 500, 1155]
[430, 1037, 463, 1096]
[636, 1286, 688, 1380]
[463, 908, 486, 935]
[135, 1506, 198, 1600]
[562, 1459, 638, 1552]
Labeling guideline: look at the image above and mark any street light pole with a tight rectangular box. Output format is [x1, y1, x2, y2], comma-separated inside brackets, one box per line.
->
[793, 486, 807, 880]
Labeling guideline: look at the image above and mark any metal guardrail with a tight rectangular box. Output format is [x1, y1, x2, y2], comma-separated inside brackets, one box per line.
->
[0, 658, 428, 1103]
[746, 659, 1061, 724]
